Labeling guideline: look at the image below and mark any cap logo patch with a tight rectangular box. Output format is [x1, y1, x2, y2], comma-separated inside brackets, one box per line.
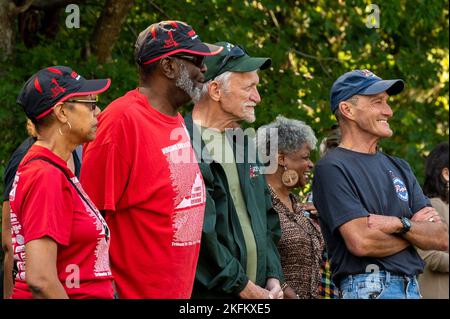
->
[164, 30, 179, 48]
[361, 69, 375, 77]
[70, 71, 81, 80]
[50, 78, 66, 98]
[187, 29, 198, 40]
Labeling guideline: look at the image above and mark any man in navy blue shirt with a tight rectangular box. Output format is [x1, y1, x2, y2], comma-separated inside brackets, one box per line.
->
[312, 69, 448, 299]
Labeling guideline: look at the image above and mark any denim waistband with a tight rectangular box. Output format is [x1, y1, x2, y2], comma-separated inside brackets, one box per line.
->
[342, 270, 417, 285]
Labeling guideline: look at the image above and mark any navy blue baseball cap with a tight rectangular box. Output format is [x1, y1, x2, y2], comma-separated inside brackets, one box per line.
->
[135, 20, 223, 65]
[330, 69, 404, 113]
[17, 66, 110, 121]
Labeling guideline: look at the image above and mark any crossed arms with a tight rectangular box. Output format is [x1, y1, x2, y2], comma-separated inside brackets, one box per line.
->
[340, 206, 449, 257]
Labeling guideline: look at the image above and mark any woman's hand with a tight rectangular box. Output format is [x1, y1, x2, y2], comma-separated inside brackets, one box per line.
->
[282, 285, 299, 299]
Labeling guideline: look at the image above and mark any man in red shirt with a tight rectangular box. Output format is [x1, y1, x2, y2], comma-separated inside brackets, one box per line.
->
[80, 21, 222, 298]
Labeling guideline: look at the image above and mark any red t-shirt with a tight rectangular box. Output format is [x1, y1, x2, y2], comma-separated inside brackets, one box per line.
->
[80, 89, 206, 299]
[9, 145, 114, 299]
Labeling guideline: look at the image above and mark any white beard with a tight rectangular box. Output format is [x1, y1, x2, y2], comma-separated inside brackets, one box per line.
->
[175, 64, 202, 103]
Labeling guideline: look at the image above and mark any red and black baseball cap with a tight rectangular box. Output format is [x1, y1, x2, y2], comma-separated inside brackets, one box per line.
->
[17, 66, 111, 121]
[135, 20, 223, 65]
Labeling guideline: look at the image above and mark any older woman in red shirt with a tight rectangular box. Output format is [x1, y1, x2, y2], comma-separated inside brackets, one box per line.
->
[9, 66, 112, 298]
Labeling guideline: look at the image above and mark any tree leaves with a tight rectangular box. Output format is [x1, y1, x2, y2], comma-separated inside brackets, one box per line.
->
[0, 0, 448, 193]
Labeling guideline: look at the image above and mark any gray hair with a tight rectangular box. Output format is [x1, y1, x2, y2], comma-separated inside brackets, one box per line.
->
[257, 115, 317, 160]
[199, 71, 233, 100]
[334, 95, 358, 122]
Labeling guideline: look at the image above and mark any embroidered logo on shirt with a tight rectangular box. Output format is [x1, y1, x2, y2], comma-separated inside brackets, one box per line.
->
[249, 164, 262, 178]
[389, 171, 409, 202]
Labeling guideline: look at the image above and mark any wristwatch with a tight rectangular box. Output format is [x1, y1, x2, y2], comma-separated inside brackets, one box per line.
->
[398, 216, 412, 234]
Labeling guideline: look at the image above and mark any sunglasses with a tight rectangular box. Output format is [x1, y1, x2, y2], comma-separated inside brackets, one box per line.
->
[65, 96, 99, 111]
[172, 54, 205, 68]
[210, 45, 247, 80]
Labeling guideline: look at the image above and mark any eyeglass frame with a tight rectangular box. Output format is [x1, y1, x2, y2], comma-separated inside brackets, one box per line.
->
[168, 54, 205, 68]
[209, 45, 247, 80]
[65, 96, 99, 111]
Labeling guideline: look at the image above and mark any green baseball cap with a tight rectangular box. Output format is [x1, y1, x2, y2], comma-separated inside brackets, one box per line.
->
[204, 42, 272, 81]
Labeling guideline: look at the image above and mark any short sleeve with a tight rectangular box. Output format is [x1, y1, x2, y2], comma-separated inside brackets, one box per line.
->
[20, 167, 74, 246]
[80, 142, 130, 212]
[312, 161, 369, 234]
[3, 139, 34, 201]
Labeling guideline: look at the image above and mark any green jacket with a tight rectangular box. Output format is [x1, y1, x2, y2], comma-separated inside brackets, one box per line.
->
[184, 114, 284, 299]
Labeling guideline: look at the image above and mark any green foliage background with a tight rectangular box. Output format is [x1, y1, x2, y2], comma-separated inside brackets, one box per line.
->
[0, 0, 448, 199]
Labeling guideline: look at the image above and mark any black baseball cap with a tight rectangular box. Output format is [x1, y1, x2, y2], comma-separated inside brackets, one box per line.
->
[135, 20, 223, 65]
[204, 42, 272, 81]
[17, 66, 111, 121]
[330, 69, 404, 113]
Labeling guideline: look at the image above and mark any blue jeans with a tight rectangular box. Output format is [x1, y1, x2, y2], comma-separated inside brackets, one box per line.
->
[340, 271, 421, 299]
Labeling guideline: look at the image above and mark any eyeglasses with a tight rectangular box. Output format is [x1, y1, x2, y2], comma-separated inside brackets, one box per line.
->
[210, 45, 247, 80]
[65, 96, 98, 111]
[172, 54, 205, 68]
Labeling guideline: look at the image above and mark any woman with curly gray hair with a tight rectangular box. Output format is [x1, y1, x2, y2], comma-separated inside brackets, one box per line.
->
[257, 116, 334, 299]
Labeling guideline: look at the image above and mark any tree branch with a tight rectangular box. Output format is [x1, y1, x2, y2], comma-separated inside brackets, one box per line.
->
[30, 0, 86, 9]
[12, 0, 34, 15]
[90, 0, 135, 63]
[147, 0, 170, 19]
[292, 49, 341, 62]
[291, 48, 342, 78]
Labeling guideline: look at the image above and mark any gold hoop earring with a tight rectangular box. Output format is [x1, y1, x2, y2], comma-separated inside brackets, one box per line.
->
[58, 121, 72, 136]
[281, 165, 299, 187]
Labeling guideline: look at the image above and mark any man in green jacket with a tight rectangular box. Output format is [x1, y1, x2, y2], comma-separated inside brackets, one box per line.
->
[185, 42, 284, 299]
